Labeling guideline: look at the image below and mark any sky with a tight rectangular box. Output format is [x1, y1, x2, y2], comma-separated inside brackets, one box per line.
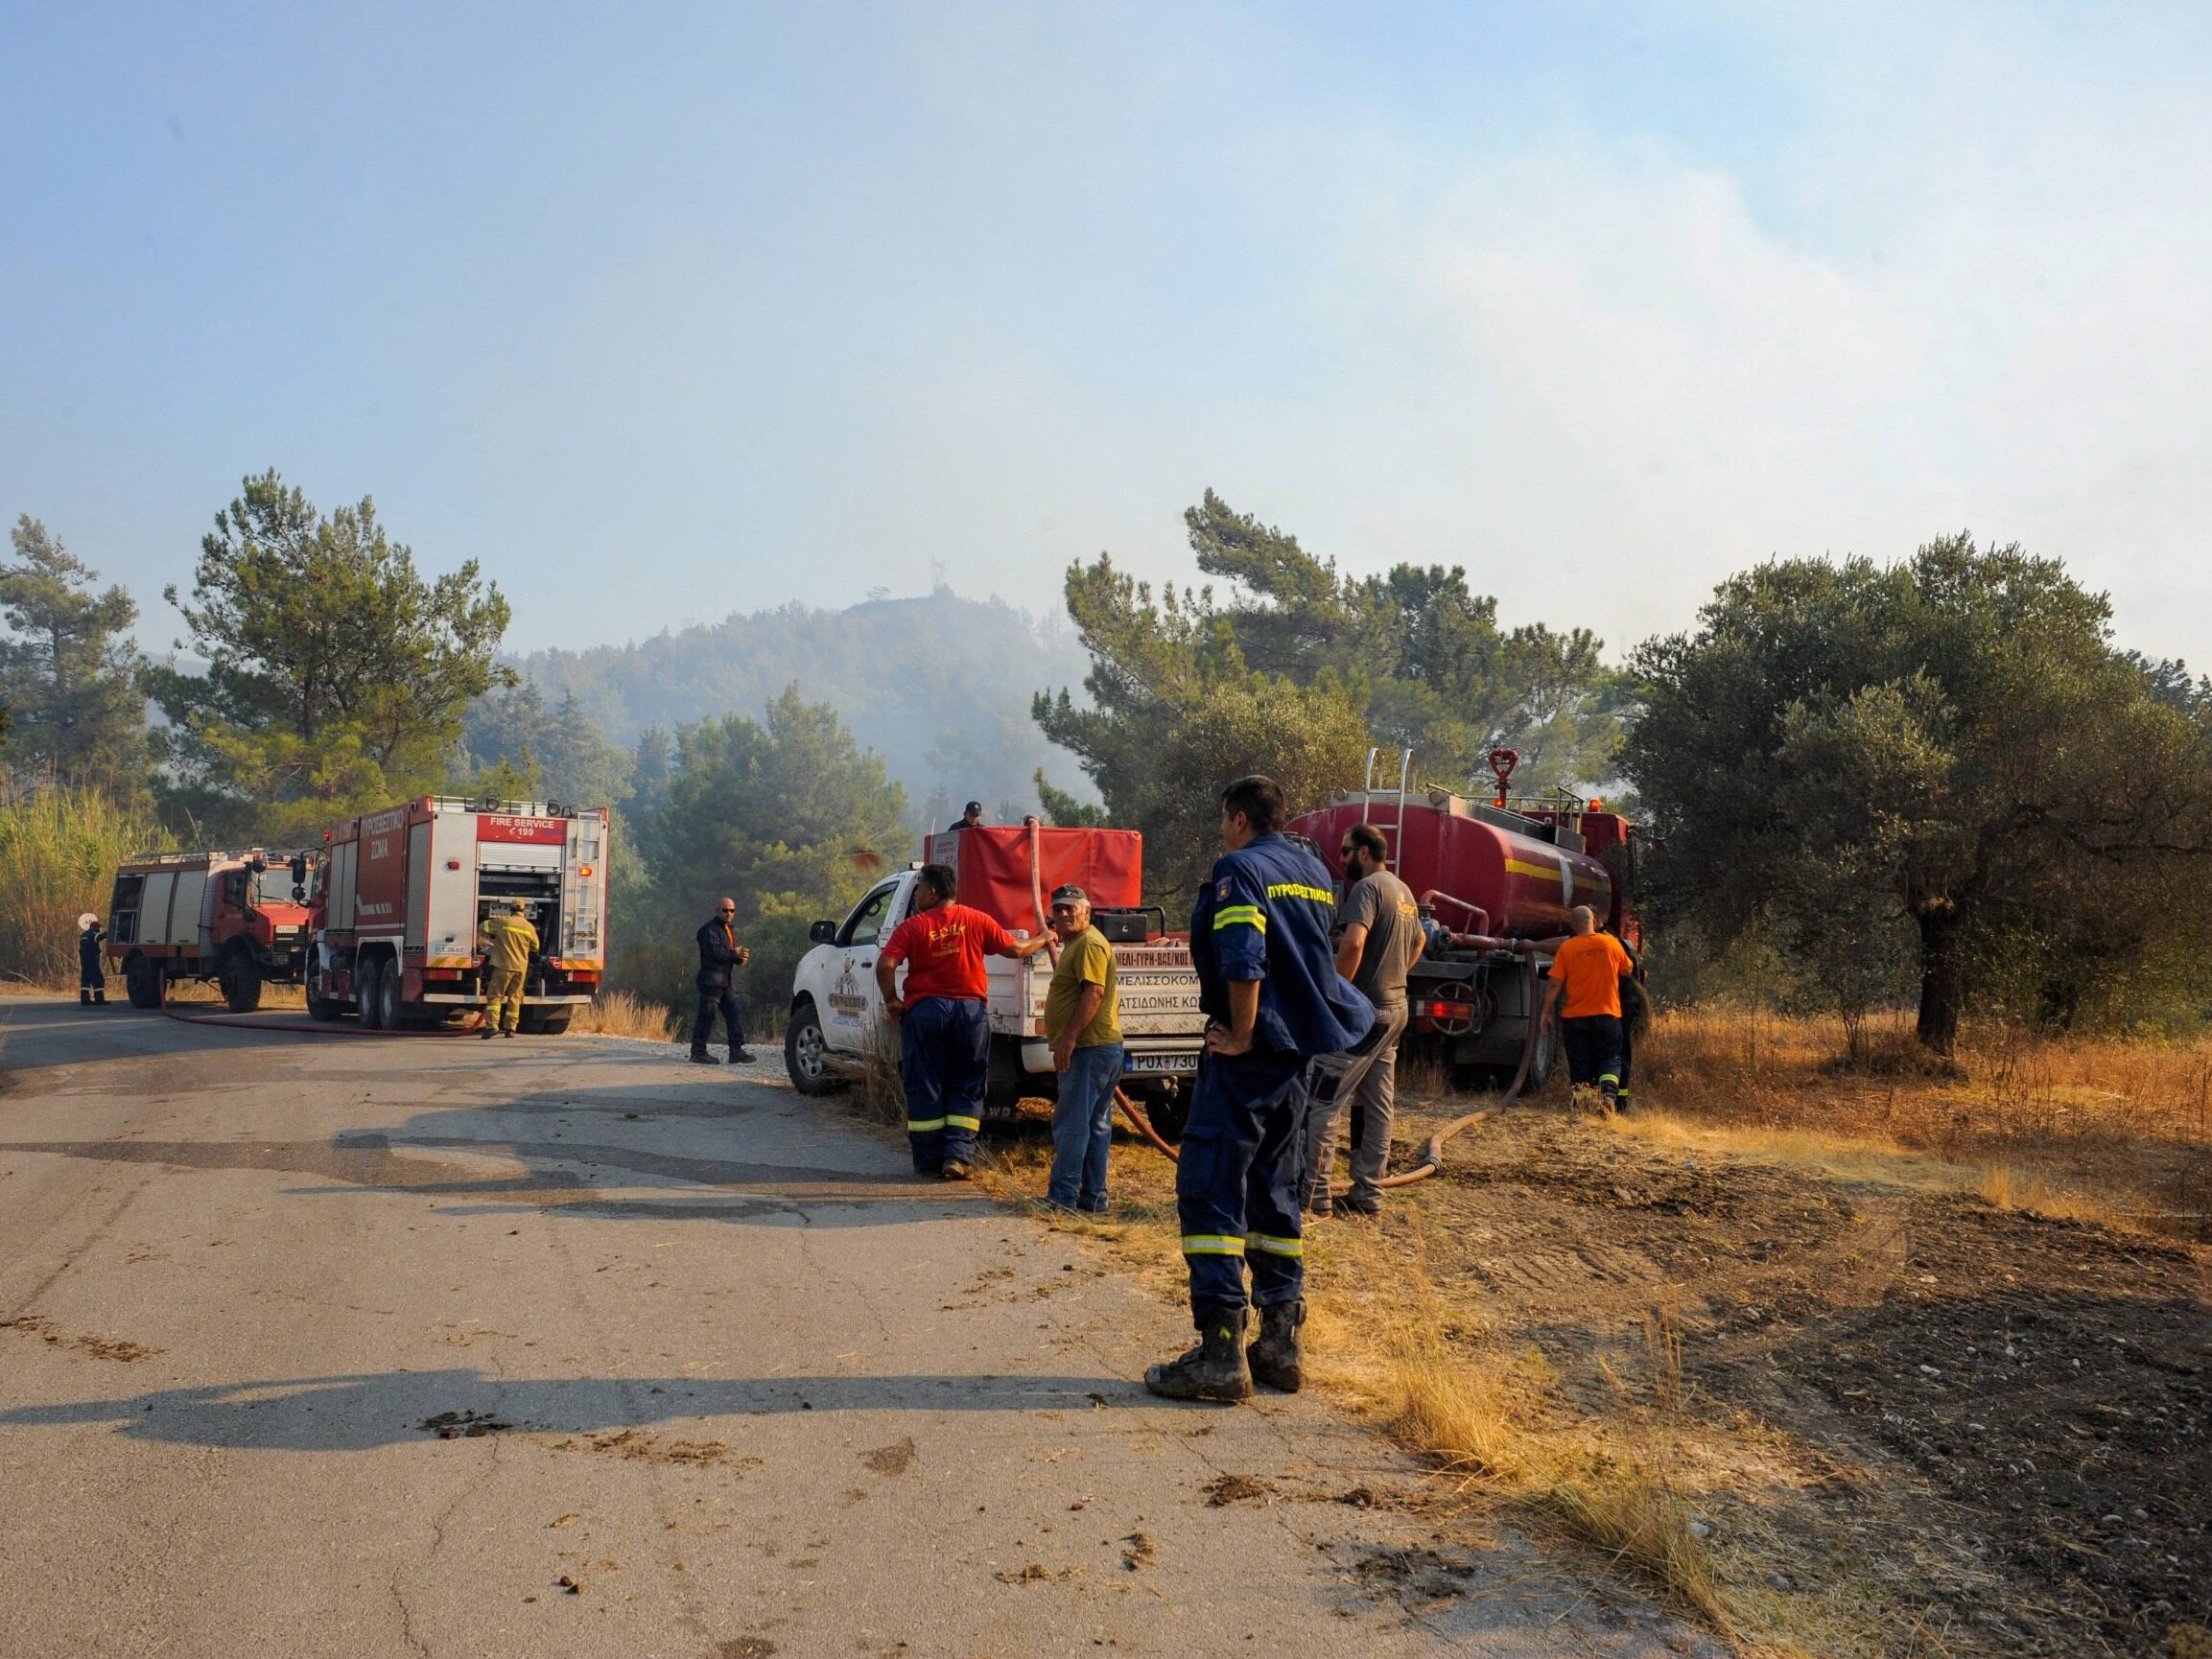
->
[4, 1, 2209, 668]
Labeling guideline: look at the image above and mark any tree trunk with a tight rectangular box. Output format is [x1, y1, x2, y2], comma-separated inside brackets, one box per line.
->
[1916, 903, 1965, 1055]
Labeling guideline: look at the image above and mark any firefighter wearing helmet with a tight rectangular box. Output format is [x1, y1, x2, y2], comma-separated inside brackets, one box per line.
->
[78, 912, 107, 1007]
[478, 900, 539, 1039]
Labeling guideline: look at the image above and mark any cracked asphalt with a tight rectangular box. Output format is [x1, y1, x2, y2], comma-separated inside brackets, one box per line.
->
[0, 996, 1706, 1658]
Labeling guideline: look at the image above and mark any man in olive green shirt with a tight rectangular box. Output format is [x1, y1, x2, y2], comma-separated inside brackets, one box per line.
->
[1042, 883, 1123, 1213]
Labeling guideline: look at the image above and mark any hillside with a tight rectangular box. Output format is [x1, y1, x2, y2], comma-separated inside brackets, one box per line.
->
[513, 587, 1096, 823]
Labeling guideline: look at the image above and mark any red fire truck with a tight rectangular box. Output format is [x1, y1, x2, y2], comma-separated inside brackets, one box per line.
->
[105, 848, 316, 1011]
[300, 796, 609, 1031]
[1286, 749, 1641, 1090]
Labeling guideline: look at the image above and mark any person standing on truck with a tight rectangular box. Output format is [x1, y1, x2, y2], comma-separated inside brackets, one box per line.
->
[77, 913, 106, 1007]
[1538, 905, 1635, 1112]
[478, 900, 539, 1040]
[956, 801, 984, 830]
[1041, 883, 1123, 1215]
[1299, 822, 1423, 1219]
[1145, 775, 1374, 1403]
[692, 898, 756, 1064]
[875, 864, 1053, 1180]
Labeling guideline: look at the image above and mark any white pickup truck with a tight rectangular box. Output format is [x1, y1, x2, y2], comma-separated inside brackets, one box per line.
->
[782, 863, 1206, 1131]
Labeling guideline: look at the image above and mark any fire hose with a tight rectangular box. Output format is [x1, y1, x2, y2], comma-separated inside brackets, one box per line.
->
[1111, 952, 1548, 1197]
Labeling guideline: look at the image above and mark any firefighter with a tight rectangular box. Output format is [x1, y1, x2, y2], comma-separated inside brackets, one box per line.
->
[1145, 776, 1374, 1402]
[77, 913, 106, 1006]
[956, 801, 984, 830]
[477, 899, 539, 1040]
[692, 898, 755, 1064]
[1299, 822, 1424, 1218]
[874, 863, 1052, 1179]
[1537, 905, 1635, 1111]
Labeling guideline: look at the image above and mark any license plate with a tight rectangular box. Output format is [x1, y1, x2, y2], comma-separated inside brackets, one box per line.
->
[1124, 1051, 1198, 1076]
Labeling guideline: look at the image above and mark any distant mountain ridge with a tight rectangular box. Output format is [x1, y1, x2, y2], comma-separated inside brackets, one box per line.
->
[513, 587, 1096, 822]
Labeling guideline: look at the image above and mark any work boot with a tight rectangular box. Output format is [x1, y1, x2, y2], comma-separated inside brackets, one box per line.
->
[93, 989, 106, 1004]
[80, 990, 91, 1006]
[689, 1050, 722, 1064]
[1143, 1309, 1252, 1402]
[502, 1029, 516, 1040]
[941, 1161, 973, 1181]
[480, 1026, 496, 1040]
[1247, 1298, 1306, 1393]
[729, 1047, 758, 1065]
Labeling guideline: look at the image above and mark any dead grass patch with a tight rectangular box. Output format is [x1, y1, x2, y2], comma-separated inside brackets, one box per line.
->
[1636, 1008, 2212, 1242]
[572, 989, 676, 1041]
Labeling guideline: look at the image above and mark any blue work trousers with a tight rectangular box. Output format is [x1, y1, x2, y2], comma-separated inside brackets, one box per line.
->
[1561, 1014, 1624, 1104]
[1175, 1049, 1307, 1327]
[1047, 1042, 1123, 1212]
[900, 995, 990, 1171]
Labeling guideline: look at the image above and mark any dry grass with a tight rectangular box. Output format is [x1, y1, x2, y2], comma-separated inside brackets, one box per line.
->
[572, 989, 678, 1040]
[0, 783, 163, 988]
[1635, 1007, 2212, 1241]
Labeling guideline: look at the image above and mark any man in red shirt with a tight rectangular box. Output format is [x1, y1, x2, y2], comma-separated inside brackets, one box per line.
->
[1538, 905, 1637, 1114]
[875, 863, 1052, 1178]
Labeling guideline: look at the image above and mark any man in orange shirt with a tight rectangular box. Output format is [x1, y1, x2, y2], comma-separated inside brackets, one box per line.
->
[875, 863, 1053, 1179]
[1538, 905, 1636, 1114]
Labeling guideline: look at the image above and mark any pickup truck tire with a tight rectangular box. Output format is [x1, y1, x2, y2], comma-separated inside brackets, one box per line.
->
[125, 956, 162, 1010]
[983, 1045, 1041, 1121]
[221, 956, 263, 1014]
[784, 999, 843, 1095]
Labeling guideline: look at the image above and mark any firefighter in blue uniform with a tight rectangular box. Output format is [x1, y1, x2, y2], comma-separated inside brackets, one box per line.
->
[1145, 775, 1375, 1401]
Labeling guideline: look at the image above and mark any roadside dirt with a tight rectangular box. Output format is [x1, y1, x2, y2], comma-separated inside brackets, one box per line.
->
[1393, 1107, 2212, 1657]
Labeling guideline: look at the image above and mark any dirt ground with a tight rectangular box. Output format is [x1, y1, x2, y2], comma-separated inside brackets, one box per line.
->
[1416, 1108, 2211, 1656]
[984, 1088, 2212, 1658]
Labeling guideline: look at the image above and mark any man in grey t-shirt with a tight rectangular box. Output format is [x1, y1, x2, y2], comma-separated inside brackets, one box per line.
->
[1299, 822, 1424, 1217]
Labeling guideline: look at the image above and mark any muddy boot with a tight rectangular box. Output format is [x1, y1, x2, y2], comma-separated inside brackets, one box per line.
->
[1247, 1298, 1306, 1393]
[1143, 1309, 1252, 1402]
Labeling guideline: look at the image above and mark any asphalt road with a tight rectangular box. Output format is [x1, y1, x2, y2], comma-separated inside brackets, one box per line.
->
[0, 996, 1708, 1659]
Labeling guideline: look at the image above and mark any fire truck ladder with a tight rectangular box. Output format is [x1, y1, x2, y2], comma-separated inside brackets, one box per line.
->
[1360, 745, 1416, 863]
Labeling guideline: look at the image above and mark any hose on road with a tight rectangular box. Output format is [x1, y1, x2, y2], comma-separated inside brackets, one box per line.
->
[158, 994, 486, 1039]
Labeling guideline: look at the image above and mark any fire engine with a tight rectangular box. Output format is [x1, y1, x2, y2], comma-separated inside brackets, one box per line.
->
[105, 849, 316, 1011]
[299, 797, 609, 1031]
[1287, 748, 1641, 1090]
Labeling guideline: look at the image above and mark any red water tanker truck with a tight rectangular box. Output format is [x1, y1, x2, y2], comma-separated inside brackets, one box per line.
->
[1285, 751, 1639, 1090]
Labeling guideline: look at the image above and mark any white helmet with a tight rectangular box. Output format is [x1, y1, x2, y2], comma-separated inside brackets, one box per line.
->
[78, 913, 99, 930]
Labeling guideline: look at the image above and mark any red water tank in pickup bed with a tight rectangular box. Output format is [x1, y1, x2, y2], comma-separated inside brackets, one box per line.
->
[1290, 794, 1617, 939]
[921, 824, 1143, 931]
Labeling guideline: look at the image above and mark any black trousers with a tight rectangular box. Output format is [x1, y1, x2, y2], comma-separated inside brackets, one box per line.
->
[1561, 1014, 1624, 1100]
[693, 984, 745, 1054]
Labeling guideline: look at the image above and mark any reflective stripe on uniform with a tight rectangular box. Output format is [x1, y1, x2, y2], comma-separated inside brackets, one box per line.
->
[1212, 904, 1266, 931]
[1181, 1234, 1247, 1255]
[945, 1114, 981, 1131]
[1247, 1233, 1304, 1257]
[906, 1117, 948, 1133]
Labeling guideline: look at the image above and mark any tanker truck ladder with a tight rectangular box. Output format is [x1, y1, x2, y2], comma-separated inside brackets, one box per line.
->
[1360, 745, 1417, 863]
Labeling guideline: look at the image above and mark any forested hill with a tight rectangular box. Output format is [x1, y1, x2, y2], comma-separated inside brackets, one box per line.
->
[512, 587, 1096, 822]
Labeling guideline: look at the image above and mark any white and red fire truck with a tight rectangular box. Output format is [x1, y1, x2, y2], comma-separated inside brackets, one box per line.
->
[299, 797, 609, 1031]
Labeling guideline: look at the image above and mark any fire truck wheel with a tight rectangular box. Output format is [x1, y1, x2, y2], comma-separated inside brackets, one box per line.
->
[358, 958, 388, 1029]
[125, 957, 162, 1010]
[519, 1009, 570, 1035]
[784, 1000, 842, 1096]
[220, 956, 263, 1014]
[372, 963, 405, 1031]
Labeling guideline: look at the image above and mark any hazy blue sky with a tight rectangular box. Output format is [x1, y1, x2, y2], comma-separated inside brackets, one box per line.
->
[5, 3, 2209, 665]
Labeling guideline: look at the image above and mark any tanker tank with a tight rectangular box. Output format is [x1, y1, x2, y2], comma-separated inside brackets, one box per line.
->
[1288, 790, 1616, 939]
